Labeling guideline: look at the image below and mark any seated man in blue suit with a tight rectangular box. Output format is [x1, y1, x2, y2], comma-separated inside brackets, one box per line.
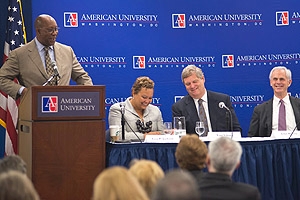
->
[172, 65, 241, 135]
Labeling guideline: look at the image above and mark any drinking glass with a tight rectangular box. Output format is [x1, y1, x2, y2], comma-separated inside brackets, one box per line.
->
[195, 121, 205, 136]
[163, 122, 173, 135]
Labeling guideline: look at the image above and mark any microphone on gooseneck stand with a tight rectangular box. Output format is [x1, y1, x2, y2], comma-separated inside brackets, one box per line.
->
[219, 102, 233, 139]
[42, 75, 55, 86]
[115, 102, 131, 143]
[42, 62, 60, 86]
[289, 121, 300, 139]
[120, 102, 126, 140]
[51, 61, 61, 77]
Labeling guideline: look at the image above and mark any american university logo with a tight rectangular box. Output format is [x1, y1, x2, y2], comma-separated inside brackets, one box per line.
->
[133, 56, 145, 69]
[172, 14, 186, 28]
[222, 55, 234, 68]
[42, 96, 58, 112]
[276, 11, 289, 26]
[64, 12, 78, 27]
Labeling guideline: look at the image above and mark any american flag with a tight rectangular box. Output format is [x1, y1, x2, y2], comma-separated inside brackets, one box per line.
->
[0, 0, 27, 156]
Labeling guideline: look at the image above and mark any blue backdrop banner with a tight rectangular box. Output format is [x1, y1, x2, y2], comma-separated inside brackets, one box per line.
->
[32, 0, 300, 136]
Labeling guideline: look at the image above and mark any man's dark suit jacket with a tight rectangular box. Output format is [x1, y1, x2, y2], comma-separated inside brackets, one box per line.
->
[172, 90, 241, 134]
[198, 173, 261, 200]
[248, 96, 300, 137]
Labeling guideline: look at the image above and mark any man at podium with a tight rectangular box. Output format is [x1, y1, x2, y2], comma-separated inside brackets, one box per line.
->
[0, 14, 93, 100]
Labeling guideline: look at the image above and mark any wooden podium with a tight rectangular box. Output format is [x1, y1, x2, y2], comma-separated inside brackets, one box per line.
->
[18, 86, 106, 200]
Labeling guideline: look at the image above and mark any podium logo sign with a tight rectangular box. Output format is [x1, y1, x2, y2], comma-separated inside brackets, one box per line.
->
[42, 96, 58, 112]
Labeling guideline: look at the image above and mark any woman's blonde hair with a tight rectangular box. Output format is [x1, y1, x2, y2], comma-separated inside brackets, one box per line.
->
[129, 159, 165, 198]
[92, 166, 149, 200]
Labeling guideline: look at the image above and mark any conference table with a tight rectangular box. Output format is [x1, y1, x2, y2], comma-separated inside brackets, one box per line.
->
[106, 138, 300, 200]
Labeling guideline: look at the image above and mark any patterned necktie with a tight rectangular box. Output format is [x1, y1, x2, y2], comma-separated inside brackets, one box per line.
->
[198, 99, 209, 136]
[278, 99, 286, 130]
[44, 47, 56, 85]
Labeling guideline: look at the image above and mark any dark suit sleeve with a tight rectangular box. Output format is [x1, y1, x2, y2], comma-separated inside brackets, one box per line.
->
[248, 106, 260, 137]
[172, 102, 183, 118]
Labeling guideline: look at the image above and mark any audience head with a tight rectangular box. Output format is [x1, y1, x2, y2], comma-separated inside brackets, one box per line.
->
[92, 166, 149, 200]
[129, 159, 165, 198]
[181, 65, 205, 99]
[151, 169, 200, 200]
[0, 155, 27, 174]
[0, 170, 40, 200]
[268, 66, 292, 99]
[175, 134, 208, 171]
[34, 14, 58, 47]
[130, 76, 155, 111]
[207, 137, 242, 176]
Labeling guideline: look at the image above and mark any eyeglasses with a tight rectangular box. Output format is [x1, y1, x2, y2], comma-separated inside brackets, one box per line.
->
[41, 27, 60, 34]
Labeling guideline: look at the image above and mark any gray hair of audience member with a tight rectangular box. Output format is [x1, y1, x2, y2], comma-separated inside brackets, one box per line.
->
[0, 170, 40, 200]
[0, 155, 27, 174]
[208, 137, 242, 174]
[269, 66, 292, 80]
[151, 169, 200, 200]
[181, 65, 204, 83]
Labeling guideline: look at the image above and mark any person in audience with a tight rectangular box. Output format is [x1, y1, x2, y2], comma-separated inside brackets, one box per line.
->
[0, 155, 27, 174]
[108, 76, 164, 141]
[129, 159, 165, 198]
[248, 66, 300, 137]
[172, 64, 241, 135]
[0, 14, 93, 100]
[92, 166, 149, 200]
[151, 169, 200, 200]
[0, 170, 40, 200]
[175, 134, 207, 185]
[198, 137, 261, 200]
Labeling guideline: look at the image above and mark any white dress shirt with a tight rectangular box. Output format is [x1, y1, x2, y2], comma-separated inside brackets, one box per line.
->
[272, 95, 296, 131]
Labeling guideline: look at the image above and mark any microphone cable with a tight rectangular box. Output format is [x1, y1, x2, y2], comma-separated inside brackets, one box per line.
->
[288, 120, 300, 139]
[219, 102, 233, 139]
[125, 119, 143, 143]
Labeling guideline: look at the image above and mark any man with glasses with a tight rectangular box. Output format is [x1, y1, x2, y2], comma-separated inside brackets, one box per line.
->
[0, 14, 93, 100]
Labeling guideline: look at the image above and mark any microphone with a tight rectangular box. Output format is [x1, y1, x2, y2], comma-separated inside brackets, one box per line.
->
[120, 102, 125, 115]
[115, 102, 131, 143]
[51, 61, 60, 78]
[289, 120, 300, 139]
[219, 101, 233, 138]
[219, 102, 230, 111]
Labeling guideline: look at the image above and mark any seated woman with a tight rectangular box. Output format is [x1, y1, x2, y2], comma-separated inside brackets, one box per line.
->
[108, 76, 164, 141]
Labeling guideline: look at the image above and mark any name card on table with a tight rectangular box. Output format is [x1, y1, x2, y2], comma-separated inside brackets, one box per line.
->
[144, 135, 180, 143]
[271, 131, 300, 139]
[173, 129, 186, 137]
[207, 132, 241, 140]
